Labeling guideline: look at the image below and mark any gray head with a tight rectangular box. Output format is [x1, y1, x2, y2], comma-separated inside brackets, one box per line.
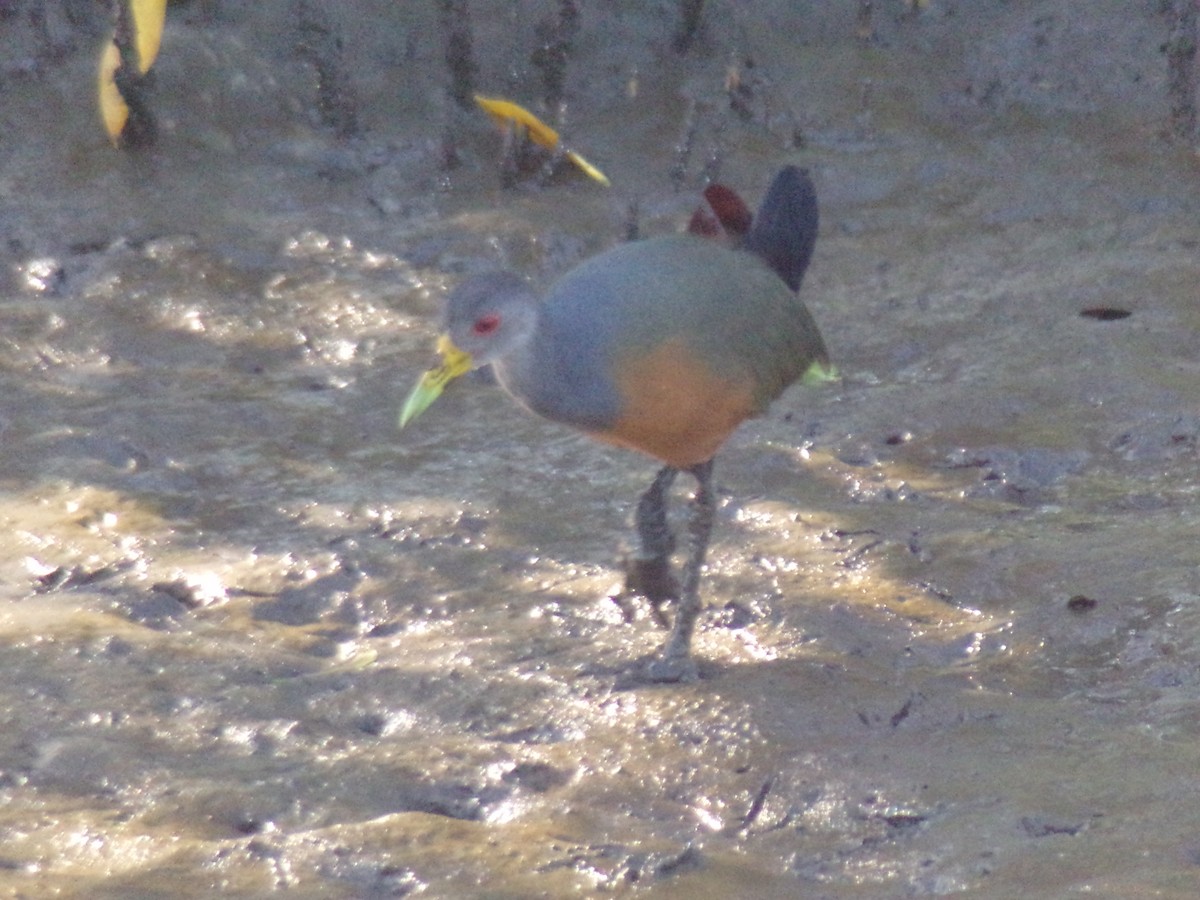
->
[444, 271, 540, 368]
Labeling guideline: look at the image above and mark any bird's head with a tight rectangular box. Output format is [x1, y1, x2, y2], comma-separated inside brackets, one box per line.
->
[399, 271, 539, 427]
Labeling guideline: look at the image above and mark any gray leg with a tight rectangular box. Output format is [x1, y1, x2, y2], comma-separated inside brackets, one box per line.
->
[621, 465, 680, 626]
[649, 458, 715, 682]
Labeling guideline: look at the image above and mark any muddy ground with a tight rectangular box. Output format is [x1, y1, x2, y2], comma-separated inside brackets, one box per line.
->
[0, 1, 1198, 897]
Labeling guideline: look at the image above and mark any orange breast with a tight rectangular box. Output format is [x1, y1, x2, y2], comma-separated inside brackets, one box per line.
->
[589, 338, 758, 468]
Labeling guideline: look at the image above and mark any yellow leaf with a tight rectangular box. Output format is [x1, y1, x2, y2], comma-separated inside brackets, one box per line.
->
[96, 0, 167, 144]
[473, 94, 610, 186]
[565, 150, 610, 187]
[474, 94, 561, 150]
[97, 38, 128, 143]
[131, 0, 167, 73]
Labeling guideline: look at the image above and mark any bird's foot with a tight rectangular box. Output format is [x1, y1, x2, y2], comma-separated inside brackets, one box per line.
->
[619, 554, 679, 628]
[646, 649, 700, 683]
[643, 619, 702, 682]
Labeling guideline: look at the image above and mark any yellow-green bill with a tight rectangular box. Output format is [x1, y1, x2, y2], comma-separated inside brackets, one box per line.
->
[801, 359, 839, 386]
[398, 335, 474, 428]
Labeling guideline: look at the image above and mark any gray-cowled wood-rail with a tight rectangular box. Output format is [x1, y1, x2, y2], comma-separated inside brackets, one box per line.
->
[401, 166, 831, 681]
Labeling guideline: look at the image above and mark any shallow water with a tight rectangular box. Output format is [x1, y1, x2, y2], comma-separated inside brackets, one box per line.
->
[1, 2, 1199, 897]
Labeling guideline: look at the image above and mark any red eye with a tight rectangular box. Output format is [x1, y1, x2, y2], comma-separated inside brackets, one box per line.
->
[473, 314, 501, 336]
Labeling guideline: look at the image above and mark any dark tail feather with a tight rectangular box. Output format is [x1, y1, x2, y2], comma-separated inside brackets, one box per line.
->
[686, 206, 721, 237]
[702, 183, 754, 237]
[743, 166, 818, 292]
[686, 183, 754, 239]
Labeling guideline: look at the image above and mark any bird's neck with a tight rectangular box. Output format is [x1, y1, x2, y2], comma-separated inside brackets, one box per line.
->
[490, 324, 538, 402]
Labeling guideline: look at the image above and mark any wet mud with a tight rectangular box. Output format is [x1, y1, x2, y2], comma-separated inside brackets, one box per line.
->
[1, 2, 1199, 897]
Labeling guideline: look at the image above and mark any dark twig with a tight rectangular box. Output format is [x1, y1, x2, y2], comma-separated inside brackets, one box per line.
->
[670, 97, 701, 190]
[1165, 0, 1198, 142]
[439, 0, 477, 110]
[295, 1, 360, 139]
[531, 0, 579, 123]
[112, 0, 156, 148]
[673, 0, 705, 54]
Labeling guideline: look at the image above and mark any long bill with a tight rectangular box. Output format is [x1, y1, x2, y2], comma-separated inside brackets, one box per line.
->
[398, 335, 474, 428]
